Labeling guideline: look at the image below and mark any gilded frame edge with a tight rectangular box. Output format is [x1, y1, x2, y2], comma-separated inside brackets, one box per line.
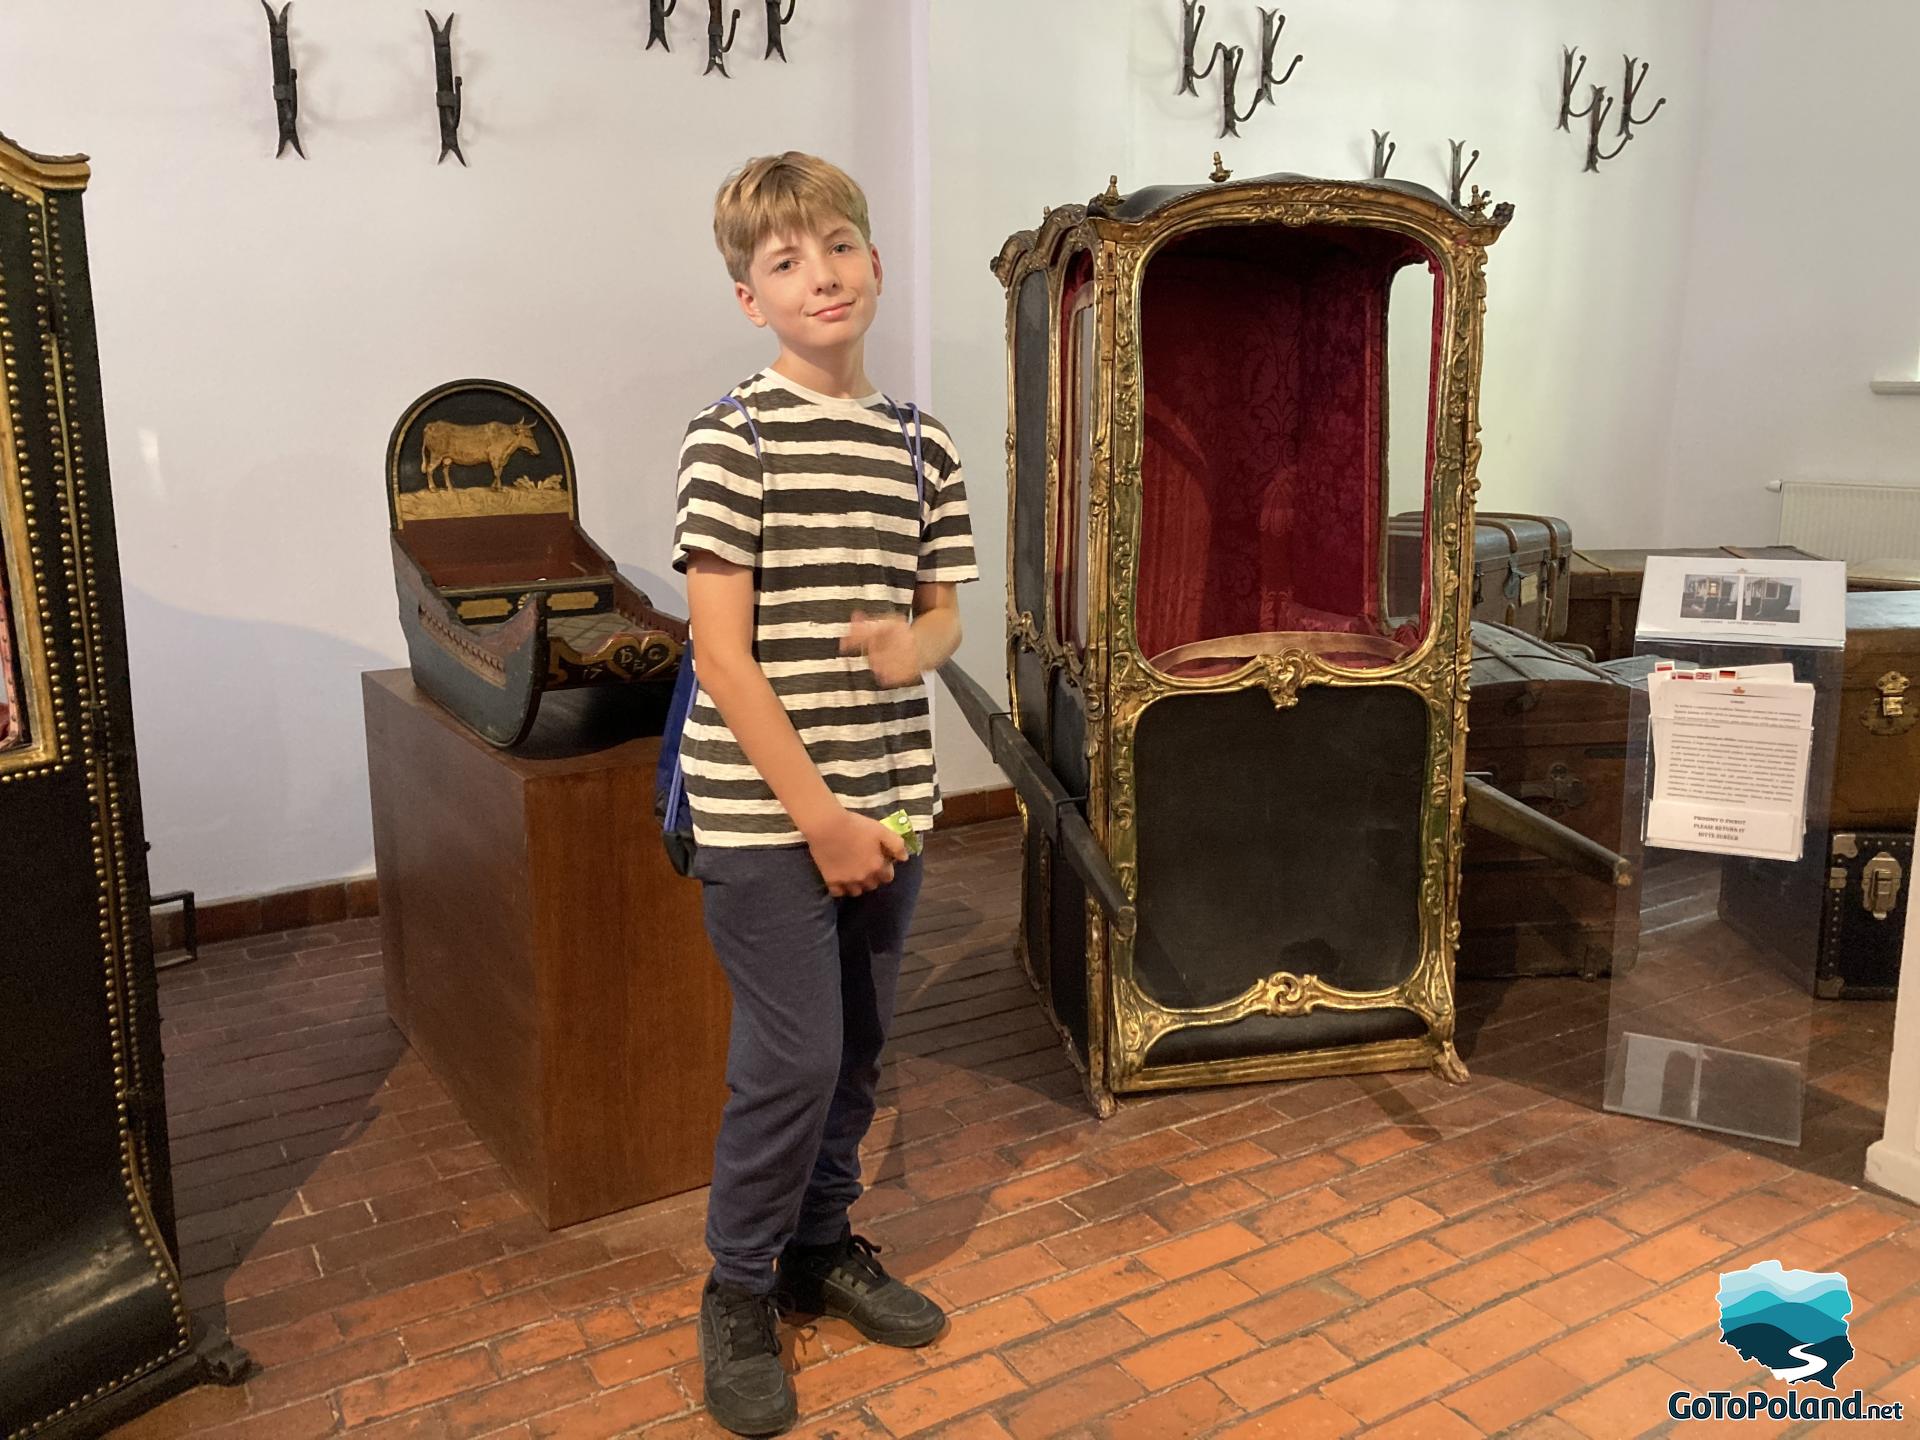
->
[999, 220, 1119, 1113]
[0, 131, 90, 201]
[0, 325, 60, 778]
[0, 165, 62, 780]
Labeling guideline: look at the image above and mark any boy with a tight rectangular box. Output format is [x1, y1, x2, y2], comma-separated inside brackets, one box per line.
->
[671, 152, 979, 1436]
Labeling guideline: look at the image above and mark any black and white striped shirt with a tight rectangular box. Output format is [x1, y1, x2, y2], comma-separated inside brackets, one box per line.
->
[671, 368, 980, 849]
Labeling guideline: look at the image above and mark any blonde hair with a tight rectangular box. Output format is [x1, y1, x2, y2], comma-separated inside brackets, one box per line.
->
[713, 152, 872, 283]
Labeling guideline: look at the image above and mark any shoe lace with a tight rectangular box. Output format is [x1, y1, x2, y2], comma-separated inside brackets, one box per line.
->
[716, 1286, 780, 1359]
[842, 1233, 891, 1290]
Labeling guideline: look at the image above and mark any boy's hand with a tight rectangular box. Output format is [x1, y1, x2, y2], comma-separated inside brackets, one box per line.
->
[807, 808, 911, 897]
[841, 609, 922, 687]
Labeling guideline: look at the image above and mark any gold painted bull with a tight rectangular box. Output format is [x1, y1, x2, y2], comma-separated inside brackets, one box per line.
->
[420, 417, 538, 492]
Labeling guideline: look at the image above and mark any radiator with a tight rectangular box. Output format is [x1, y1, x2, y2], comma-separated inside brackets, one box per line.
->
[1773, 480, 1920, 562]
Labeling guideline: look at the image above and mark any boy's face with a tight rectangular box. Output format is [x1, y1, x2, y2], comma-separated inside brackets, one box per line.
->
[736, 219, 883, 355]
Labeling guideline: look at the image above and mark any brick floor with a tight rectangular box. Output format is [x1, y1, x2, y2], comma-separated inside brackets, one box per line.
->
[115, 819, 1920, 1438]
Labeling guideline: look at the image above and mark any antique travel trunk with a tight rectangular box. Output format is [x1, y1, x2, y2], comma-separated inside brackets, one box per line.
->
[1479, 512, 1572, 639]
[386, 380, 685, 748]
[935, 166, 1514, 1112]
[1388, 511, 1570, 639]
[0, 131, 241, 1437]
[1833, 590, 1920, 830]
[1564, 545, 1819, 661]
[1458, 623, 1638, 978]
[1720, 830, 1911, 1000]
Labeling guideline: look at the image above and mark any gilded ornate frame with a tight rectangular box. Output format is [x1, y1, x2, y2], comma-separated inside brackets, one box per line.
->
[997, 179, 1509, 1113]
[0, 143, 83, 782]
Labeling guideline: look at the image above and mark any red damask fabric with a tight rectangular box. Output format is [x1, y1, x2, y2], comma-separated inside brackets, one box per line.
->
[1135, 224, 1441, 671]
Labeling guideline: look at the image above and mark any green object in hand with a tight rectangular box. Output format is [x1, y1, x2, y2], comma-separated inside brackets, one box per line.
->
[882, 809, 923, 856]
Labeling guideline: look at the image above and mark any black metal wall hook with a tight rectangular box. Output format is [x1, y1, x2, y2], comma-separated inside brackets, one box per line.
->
[1584, 86, 1630, 171]
[1371, 128, 1394, 179]
[1254, 8, 1302, 105]
[1178, 0, 1210, 95]
[261, 0, 303, 158]
[1618, 54, 1666, 136]
[426, 10, 465, 165]
[705, 0, 741, 76]
[1447, 139, 1479, 207]
[646, 0, 676, 52]
[1557, 45, 1588, 131]
[1211, 43, 1263, 138]
[764, 0, 795, 60]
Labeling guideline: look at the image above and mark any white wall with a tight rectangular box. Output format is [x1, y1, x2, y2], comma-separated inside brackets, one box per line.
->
[1659, 0, 1920, 543]
[0, 0, 919, 900]
[924, 1, 1142, 796]
[4, 0, 1893, 901]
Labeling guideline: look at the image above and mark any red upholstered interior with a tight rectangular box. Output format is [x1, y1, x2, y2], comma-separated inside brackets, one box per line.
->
[1135, 224, 1442, 673]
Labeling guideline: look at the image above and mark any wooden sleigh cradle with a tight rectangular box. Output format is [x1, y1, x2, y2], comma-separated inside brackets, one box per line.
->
[386, 380, 685, 747]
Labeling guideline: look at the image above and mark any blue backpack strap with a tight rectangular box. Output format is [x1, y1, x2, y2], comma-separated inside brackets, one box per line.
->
[660, 391, 762, 853]
[715, 392, 762, 458]
[881, 393, 926, 525]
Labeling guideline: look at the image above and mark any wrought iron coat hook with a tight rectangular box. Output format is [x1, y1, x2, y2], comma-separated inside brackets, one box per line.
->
[1584, 86, 1630, 171]
[1178, 1, 1209, 96]
[646, 0, 677, 52]
[705, 0, 741, 76]
[765, 0, 795, 61]
[1371, 128, 1395, 179]
[1212, 44, 1264, 138]
[1255, 9, 1303, 106]
[1617, 54, 1666, 137]
[1447, 139, 1479, 208]
[1557, 45, 1588, 131]
[427, 11, 465, 165]
[261, 0, 303, 158]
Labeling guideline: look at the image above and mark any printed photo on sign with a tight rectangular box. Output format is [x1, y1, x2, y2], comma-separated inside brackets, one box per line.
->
[1635, 556, 1846, 648]
[1742, 574, 1802, 624]
[1681, 572, 1739, 620]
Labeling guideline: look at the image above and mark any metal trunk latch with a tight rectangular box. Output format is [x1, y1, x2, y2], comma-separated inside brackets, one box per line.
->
[1515, 763, 1586, 814]
[1862, 851, 1905, 921]
[1865, 671, 1916, 736]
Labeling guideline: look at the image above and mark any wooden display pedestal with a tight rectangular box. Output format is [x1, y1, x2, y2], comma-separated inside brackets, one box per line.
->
[363, 669, 727, 1228]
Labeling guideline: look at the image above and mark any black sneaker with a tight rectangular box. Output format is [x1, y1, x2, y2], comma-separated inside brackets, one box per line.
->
[697, 1277, 795, 1437]
[774, 1230, 946, 1347]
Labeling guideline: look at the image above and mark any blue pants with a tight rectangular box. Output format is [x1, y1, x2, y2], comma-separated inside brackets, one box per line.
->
[691, 843, 924, 1294]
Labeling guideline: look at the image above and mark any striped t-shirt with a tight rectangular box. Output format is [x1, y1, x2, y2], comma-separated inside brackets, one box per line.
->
[670, 368, 980, 849]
